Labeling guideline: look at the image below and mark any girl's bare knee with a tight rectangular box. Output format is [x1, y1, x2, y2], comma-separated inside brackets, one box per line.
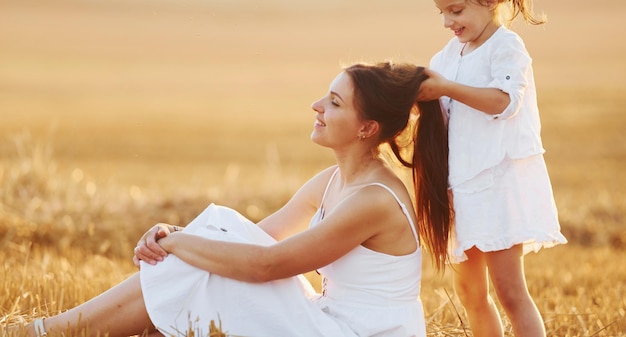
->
[454, 278, 490, 309]
[495, 285, 534, 314]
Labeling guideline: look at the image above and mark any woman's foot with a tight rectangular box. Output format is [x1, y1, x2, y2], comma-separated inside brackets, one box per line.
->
[8, 319, 47, 337]
[31, 318, 47, 337]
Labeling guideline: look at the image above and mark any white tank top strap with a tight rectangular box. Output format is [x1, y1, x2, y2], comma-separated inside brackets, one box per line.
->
[317, 168, 340, 220]
[365, 183, 420, 244]
[319, 170, 419, 245]
[320, 168, 340, 206]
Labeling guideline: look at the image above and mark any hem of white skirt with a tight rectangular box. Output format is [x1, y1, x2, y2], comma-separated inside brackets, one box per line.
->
[450, 231, 568, 264]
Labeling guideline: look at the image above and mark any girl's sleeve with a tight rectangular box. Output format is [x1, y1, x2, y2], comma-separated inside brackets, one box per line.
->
[429, 50, 443, 70]
[429, 37, 455, 71]
[487, 35, 532, 120]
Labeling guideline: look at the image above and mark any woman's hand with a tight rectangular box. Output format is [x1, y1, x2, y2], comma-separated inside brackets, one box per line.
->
[417, 68, 448, 102]
[133, 223, 175, 268]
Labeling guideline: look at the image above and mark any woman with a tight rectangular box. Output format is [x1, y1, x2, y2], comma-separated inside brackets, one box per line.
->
[22, 61, 452, 337]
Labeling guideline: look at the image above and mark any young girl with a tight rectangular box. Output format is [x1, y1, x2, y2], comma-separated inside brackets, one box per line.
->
[418, 1, 567, 336]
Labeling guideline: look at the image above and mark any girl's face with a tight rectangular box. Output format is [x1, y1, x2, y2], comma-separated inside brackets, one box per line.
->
[310, 72, 365, 149]
[434, 0, 499, 47]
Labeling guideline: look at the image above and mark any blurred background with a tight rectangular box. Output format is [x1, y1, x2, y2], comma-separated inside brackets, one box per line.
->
[1, 0, 625, 252]
[1, 0, 623, 183]
[1, 1, 625, 335]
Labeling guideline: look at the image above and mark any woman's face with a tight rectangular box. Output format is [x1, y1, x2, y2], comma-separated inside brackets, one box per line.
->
[310, 72, 364, 149]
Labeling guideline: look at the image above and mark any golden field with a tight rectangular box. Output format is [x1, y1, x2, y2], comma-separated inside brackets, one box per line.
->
[0, 0, 625, 336]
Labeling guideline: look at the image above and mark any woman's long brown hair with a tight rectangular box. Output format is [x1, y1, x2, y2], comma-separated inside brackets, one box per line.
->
[345, 62, 453, 271]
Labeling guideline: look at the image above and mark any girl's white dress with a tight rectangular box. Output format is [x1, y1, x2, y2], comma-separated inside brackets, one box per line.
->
[430, 26, 567, 262]
[140, 176, 426, 336]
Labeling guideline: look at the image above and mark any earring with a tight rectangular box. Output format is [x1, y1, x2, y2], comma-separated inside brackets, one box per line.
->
[358, 134, 366, 141]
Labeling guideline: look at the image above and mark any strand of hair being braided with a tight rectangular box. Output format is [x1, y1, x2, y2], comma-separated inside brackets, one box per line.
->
[411, 67, 453, 271]
[344, 62, 453, 271]
[378, 64, 453, 271]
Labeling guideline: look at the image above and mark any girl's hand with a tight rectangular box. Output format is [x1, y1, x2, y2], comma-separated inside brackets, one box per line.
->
[417, 68, 448, 102]
[133, 223, 173, 268]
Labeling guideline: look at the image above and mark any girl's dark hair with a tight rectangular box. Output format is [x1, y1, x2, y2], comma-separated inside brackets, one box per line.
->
[344, 61, 453, 270]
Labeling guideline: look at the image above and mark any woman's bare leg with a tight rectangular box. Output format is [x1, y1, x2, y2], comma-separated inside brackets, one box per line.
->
[453, 247, 504, 337]
[24, 273, 158, 337]
[487, 244, 546, 337]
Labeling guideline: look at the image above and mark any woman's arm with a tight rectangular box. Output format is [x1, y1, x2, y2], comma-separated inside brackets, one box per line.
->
[157, 185, 398, 283]
[256, 166, 336, 240]
[134, 166, 336, 267]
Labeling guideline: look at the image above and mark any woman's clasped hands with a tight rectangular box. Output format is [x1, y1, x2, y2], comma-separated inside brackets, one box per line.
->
[133, 223, 177, 268]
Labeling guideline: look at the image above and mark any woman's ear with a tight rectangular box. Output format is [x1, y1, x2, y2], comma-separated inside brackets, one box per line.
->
[360, 120, 380, 139]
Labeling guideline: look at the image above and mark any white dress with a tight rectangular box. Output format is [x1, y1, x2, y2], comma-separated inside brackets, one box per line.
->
[140, 174, 426, 336]
[430, 26, 567, 262]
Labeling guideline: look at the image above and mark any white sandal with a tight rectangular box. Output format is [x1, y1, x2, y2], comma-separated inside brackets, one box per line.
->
[33, 318, 48, 337]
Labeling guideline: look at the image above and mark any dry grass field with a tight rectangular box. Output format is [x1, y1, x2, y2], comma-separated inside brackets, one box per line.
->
[1, 0, 625, 336]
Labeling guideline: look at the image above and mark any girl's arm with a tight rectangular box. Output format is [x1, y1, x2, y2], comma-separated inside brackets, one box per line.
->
[418, 68, 510, 115]
[420, 33, 532, 119]
[157, 185, 400, 283]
